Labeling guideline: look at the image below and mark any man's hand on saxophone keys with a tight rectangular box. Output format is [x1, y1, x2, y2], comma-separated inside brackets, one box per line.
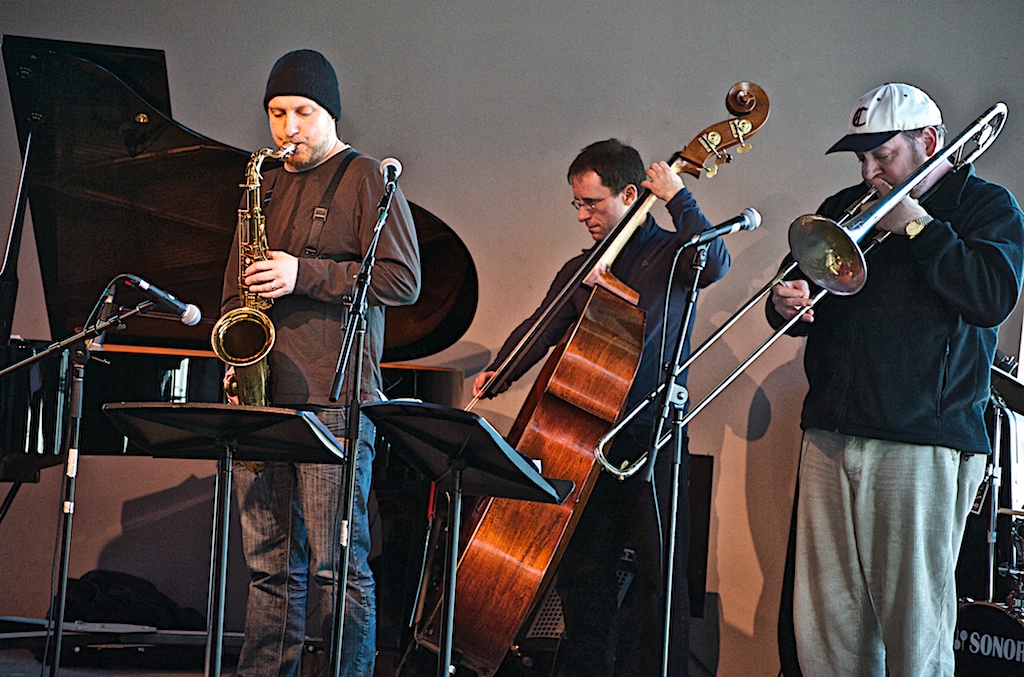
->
[245, 250, 298, 298]
[222, 367, 240, 405]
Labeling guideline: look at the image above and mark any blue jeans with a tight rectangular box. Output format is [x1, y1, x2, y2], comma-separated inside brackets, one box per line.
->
[234, 409, 376, 677]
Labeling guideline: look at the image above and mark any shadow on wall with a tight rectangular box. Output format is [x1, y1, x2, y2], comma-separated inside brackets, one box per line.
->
[712, 347, 804, 677]
[431, 340, 492, 382]
[746, 354, 804, 671]
[95, 472, 249, 632]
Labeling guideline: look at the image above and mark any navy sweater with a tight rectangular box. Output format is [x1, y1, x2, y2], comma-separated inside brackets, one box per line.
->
[767, 165, 1024, 454]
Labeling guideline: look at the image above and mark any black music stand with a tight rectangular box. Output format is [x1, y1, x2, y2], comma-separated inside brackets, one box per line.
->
[360, 400, 574, 677]
[102, 402, 346, 677]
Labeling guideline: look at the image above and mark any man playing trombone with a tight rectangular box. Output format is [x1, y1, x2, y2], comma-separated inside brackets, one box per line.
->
[768, 83, 1024, 676]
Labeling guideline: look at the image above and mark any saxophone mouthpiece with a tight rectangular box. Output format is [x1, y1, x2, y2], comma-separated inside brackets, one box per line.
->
[274, 143, 296, 158]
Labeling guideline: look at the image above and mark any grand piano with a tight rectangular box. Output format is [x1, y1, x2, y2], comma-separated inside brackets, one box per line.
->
[0, 34, 477, 665]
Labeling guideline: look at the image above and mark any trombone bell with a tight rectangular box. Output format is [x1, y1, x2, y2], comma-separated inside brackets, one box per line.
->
[788, 214, 867, 295]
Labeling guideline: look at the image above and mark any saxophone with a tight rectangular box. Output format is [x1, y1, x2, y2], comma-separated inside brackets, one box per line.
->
[211, 143, 295, 405]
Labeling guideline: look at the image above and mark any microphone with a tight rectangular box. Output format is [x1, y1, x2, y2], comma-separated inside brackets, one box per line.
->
[122, 274, 203, 326]
[379, 157, 403, 187]
[91, 284, 118, 349]
[688, 208, 762, 247]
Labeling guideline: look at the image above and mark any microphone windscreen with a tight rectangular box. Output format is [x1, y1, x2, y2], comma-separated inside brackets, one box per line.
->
[743, 208, 762, 230]
[181, 304, 203, 327]
[379, 157, 403, 180]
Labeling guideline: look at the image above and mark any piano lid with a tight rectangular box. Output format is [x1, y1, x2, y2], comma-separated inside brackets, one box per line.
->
[2, 34, 477, 362]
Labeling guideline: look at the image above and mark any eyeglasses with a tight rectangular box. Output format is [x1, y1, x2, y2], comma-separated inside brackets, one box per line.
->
[571, 193, 617, 213]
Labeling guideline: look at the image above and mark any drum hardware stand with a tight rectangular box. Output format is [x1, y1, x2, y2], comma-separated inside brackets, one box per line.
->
[996, 515, 1024, 614]
[987, 394, 1024, 616]
[985, 394, 1009, 603]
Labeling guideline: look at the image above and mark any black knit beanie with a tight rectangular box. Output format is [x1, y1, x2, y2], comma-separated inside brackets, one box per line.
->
[263, 50, 341, 120]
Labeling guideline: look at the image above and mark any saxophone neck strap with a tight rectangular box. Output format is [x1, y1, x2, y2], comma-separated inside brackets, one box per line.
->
[304, 149, 359, 258]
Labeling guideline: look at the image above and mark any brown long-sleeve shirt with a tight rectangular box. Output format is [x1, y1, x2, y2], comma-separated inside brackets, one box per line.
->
[220, 150, 421, 407]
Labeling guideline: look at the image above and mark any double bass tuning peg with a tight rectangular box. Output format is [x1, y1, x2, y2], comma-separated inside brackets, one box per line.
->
[703, 151, 732, 179]
[731, 118, 754, 154]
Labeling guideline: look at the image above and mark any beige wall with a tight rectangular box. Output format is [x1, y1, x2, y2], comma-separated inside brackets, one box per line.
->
[2, 2, 1023, 675]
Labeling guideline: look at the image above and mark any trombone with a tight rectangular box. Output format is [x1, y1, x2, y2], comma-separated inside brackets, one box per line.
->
[595, 102, 1008, 479]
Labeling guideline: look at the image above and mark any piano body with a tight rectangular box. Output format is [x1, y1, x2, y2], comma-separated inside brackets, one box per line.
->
[0, 34, 477, 661]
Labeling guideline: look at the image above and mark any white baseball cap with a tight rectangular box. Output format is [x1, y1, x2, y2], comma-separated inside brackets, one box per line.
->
[827, 83, 942, 154]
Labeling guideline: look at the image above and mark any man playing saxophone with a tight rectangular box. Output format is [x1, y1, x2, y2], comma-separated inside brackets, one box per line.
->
[767, 83, 1024, 676]
[220, 49, 420, 677]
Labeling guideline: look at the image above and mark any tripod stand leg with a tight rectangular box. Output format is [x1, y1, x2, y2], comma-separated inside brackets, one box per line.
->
[0, 481, 23, 525]
[49, 446, 79, 677]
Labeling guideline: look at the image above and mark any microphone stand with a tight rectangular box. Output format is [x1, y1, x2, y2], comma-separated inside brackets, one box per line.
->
[648, 240, 709, 677]
[327, 179, 396, 676]
[0, 295, 153, 677]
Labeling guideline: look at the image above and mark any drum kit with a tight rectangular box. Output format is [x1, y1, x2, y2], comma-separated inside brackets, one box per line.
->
[955, 363, 1024, 675]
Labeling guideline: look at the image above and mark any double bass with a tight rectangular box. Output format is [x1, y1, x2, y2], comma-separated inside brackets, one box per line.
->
[416, 83, 770, 675]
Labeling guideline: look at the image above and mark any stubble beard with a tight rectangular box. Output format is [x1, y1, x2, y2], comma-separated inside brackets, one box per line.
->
[285, 135, 337, 172]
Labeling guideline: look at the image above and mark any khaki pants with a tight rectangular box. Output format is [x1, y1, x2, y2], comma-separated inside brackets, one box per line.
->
[794, 429, 985, 677]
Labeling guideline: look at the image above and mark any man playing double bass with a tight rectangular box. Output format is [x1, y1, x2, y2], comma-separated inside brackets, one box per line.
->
[473, 138, 730, 676]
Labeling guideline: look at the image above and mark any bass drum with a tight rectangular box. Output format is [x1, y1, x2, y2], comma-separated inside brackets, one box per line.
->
[955, 601, 1024, 675]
